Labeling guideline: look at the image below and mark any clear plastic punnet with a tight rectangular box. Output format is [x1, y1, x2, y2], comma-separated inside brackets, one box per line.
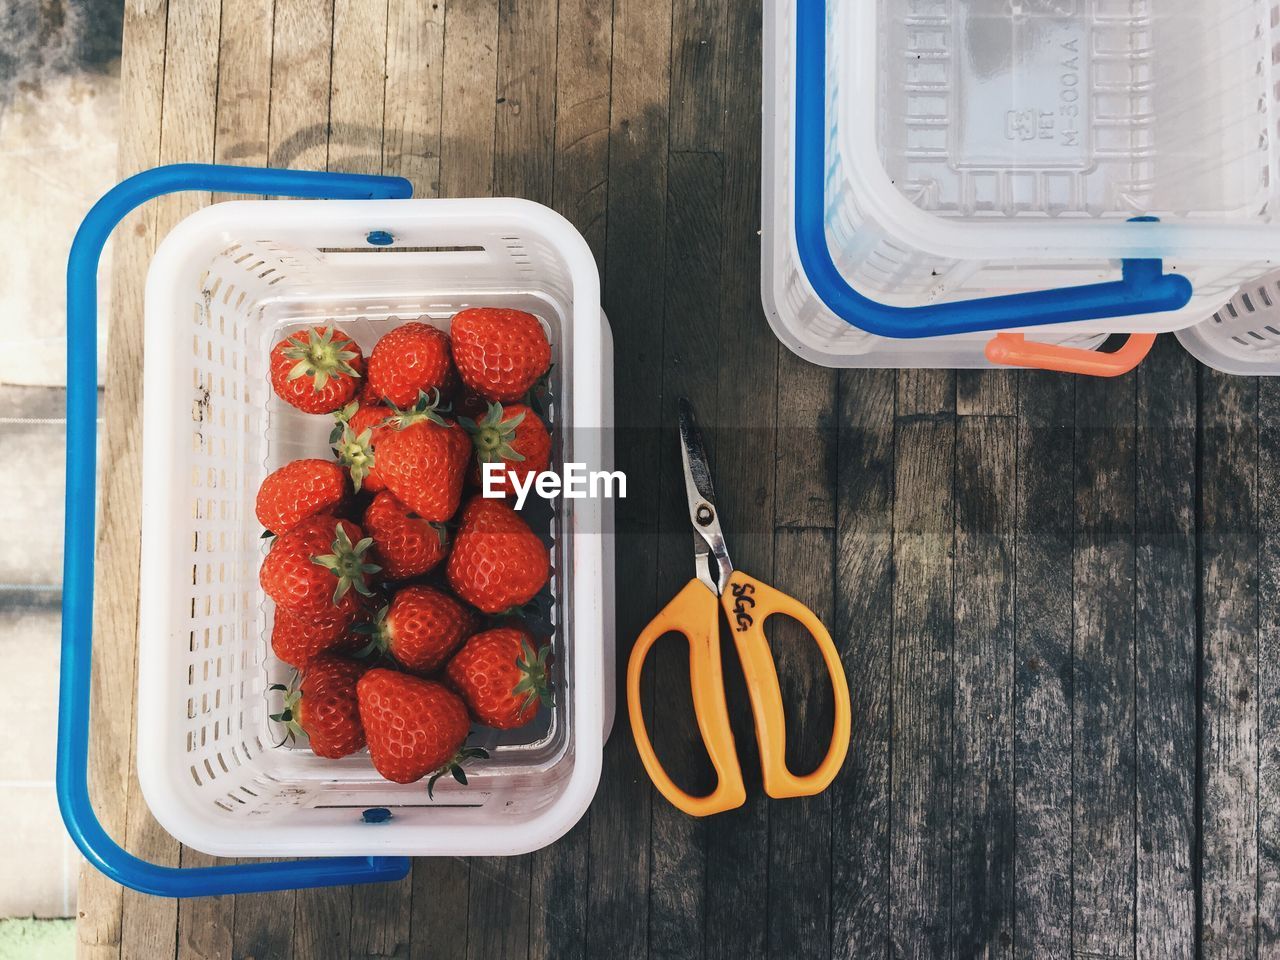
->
[763, 0, 1280, 372]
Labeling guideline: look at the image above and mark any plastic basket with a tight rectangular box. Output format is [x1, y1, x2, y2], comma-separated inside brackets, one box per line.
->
[58, 165, 614, 897]
[1177, 267, 1280, 374]
[763, 0, 1280, 373]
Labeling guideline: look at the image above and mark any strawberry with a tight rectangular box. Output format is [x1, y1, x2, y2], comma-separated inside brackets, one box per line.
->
[366, 322, 454, 408]
[270, 605, 362, 669]
[452, 386, 491, 422]
[446, 497, 550, 613]
[357, 668, 486, 791]
[271, 655, 367, 759]
[450, 307, 551, 402]
[364, 585, 477, 674]
[255, 459, 348, 534]
[376, 392, 469, 522]
[269, 326, 365, 414]
[461, 402, 551, 494]
[332, 401, 393, 492]
[363, 491, 449, 579]
[260, 516, 380, 617]
[445, 627, 552, 730]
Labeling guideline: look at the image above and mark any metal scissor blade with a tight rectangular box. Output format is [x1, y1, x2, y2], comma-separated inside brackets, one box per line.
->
[677, 397, 733, 595]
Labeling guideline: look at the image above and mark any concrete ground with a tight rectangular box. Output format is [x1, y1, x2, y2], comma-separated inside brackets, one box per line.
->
[0, 0, 123, 919]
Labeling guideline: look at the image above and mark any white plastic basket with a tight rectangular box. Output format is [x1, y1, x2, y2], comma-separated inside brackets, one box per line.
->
[1178, 267, 1280, 374]
[764, 0, 1280, 370]
[135, 197, 614, 859]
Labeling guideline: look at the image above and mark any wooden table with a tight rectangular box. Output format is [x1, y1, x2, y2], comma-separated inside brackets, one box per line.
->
[78, 0, 1279, 957]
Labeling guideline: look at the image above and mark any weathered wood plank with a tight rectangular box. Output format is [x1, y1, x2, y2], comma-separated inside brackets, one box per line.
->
[213, 0, 273, 171]
[951, 408, 1015, 959]
[383, 0, 446, 193]
[956, 370, 1016, 418]
[889, 369, 955, 960]
[550, 0, 611, 268]
[646, 147, 723, 960]
[494, 0, 557, 203]
[78, 0, 168, 955]
[409, 858, 469, 960]
[439, 0, 498, 198]
[1071, 371, 1138, 958]
[830, 368, 894, 960]
[1199, 369, 1260, 958]
[1259, 375, 1280, 955]
[1134, 338, 1197, 960]
[1013, 370, 1073, 959]
[293, 886, 352, 960]
[467, 857, 531, 960]
[329, 0, 389, 176]
[579, 0, 668, 953]
[174, 851, 232, 960]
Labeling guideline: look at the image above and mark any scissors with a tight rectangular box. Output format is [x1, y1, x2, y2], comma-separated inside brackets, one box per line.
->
[626, 398, 852, 816]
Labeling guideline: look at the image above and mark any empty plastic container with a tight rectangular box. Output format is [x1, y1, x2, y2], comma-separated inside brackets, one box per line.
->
[764, 0, 1280, 373]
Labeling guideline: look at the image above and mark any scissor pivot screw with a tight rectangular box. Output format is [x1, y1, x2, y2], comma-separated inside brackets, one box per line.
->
[695, 505, 714, 526]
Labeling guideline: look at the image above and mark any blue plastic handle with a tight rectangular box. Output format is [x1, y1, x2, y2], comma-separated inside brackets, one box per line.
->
[793, 0, 1194, 337]
[60, 163, 414, 898]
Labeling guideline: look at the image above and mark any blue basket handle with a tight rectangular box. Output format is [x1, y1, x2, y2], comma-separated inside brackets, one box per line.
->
[60, 163, 414, 898]
[793, 0, 1194, 339]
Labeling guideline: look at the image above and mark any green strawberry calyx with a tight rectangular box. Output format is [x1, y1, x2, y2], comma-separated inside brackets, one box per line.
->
[333, 423, 377, 492]
[282, 326, 362, 392]
[311, 524, 381, 605]
[329, 400, 360, 444]
[353, 604, 394, 661]
[513, 639, 554, 714]
[388, 389, 448, 430]
[426, 744, 490, 799]
[460, 402, 527, 464]
[268, 682, 304, 746]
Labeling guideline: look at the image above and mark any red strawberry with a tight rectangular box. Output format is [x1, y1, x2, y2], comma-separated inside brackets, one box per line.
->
[452, 386, 491, 422]
[450, 307, 551, 402]
[366, 322, 454, 408]
[445, 627, 552, 730]
[269, 326, 365, 414]
[332, 401, 393, 492]
[377, 393, 469, 522]
[270, 605, 361, 669]
[260, 516, 380, 617]
[446, 497, 550, 613]
[363, 491, 449, 579]
[271, 655, 367, 759]
[256, 459, 348, 534]
[462, 402, 552, 494]
[356, 669, 486, 791]
[365, 585, 477, 674]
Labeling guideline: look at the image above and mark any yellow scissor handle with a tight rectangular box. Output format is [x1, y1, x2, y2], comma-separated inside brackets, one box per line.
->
[720, 570, 851, 799]
[626, 578, 748, 817]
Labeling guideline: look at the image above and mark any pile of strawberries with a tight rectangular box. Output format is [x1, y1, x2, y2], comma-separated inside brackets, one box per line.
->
[256, 307, 556, 794]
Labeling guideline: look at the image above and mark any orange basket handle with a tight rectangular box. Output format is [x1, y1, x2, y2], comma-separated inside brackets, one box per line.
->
[985, 332, 1156, 377]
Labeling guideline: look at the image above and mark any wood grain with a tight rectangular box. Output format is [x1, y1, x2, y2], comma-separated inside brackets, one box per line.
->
[1134, 338, 1197, 960]
[889, 369, 955, 960]
[1013, 370, 1074, 959]
[951, 404, 1015, 959]
[831, 369, 895, 960]
[1071, 370, 1137, 959]
[1199, 369, 1259, 958]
